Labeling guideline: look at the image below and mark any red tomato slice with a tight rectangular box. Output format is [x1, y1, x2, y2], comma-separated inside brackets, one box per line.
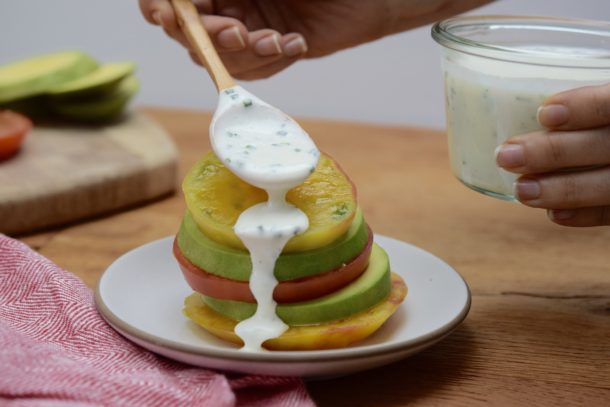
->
[0, 110, 31, 161]
[173, 229, 373, 304]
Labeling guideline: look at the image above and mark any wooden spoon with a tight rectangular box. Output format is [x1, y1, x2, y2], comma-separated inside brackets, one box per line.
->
[169, 0, 319, 192]
[170, 0, 235, 91]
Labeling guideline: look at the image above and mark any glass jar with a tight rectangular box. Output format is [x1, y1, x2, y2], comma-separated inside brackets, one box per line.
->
[432, 16, 610, 201]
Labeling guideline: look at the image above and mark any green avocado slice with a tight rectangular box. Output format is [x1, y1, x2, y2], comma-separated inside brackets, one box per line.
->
[202, 243, 391, 325]
[47, 62, 136, 97]
[50, 75, 139, 122]
[0, 51, 99, 104]
[177, 208, 369, 282]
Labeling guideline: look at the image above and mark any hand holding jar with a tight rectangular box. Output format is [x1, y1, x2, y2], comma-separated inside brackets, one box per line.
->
[433, 16, 610, 227]
[496, 83, 610, 226]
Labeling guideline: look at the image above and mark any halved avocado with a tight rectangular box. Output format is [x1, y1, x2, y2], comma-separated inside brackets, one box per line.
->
[51, 75, 139, 122]
[177, 208, 369, 281]
[0, 51, 98, 103]
[47, 62, 135, 98]
[202, 243, 392, 325]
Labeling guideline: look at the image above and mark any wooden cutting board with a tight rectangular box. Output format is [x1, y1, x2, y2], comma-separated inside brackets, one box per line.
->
[0, 112, 178, 235]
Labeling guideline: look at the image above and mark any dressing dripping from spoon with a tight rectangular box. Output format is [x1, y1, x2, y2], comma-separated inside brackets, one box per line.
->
[171, 0, 320, 351]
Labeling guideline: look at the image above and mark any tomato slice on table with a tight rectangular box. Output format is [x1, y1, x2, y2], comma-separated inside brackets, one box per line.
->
[0, 110, 31, 161]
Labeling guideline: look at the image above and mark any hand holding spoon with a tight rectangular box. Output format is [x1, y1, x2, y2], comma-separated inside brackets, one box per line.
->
[170, 0, 319, 191]
[171, 0, 320, 352]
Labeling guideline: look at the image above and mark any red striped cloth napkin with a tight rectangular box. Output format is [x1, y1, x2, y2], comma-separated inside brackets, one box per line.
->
[0, 235, 314, 407]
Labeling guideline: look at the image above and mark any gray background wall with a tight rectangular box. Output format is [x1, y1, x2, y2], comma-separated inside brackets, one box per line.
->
[2, 0, 609, 128]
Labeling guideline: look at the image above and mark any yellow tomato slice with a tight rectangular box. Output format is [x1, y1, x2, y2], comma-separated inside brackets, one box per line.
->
[182, 152, 357, 252]
[183, 272, 407, 351]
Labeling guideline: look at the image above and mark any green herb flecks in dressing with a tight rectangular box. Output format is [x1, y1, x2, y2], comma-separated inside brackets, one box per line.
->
[210, 86, 319, 351]
[443, 46, 606, 199]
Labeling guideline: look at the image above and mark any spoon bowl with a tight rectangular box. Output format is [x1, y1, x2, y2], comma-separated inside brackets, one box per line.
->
[170, 0, 319, 190]
[210, 86, 319, 191]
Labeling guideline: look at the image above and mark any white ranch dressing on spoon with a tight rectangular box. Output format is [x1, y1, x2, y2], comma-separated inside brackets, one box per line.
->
[210, 86, 320, 351]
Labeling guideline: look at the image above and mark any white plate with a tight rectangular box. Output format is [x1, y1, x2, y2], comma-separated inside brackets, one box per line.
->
[95, 235, 470, 377]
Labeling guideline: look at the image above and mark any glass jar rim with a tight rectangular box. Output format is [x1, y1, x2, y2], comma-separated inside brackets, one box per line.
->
[432, 15, 610, 68]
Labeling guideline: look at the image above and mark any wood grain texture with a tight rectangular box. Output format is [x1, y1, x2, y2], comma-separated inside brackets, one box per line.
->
[0, 112, 178, 235]
[21, 107, 610, 405]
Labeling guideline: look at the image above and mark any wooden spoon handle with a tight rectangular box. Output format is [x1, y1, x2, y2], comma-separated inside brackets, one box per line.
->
[170, 0, 236, 91]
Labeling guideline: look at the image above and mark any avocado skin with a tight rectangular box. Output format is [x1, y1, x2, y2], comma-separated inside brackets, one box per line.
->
[202, 243, 392, 325]
[177, 208, 369, 282]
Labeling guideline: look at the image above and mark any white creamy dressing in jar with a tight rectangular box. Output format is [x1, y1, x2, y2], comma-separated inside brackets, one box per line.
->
[443, 46, 607, 200]
[210, 86, 320, 351]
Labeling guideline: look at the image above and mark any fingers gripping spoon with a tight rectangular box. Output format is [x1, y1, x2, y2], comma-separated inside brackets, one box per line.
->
[171, 0, 320, 351]
[171, 0, 235, 91]
[171, 0, 319, 190]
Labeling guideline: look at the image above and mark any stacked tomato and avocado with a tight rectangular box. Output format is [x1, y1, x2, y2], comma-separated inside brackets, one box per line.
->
[176, 152, 407, 350]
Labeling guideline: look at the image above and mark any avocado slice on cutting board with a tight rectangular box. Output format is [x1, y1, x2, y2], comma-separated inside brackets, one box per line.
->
[47, 62, 136, 98]
[202, 243, 392, 325]
[0, 51, 99, 104]
[50, 75, 139, 122]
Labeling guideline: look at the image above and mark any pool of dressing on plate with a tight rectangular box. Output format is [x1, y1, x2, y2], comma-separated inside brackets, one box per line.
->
[211, 86, 320, 352]
[443, 46, 606, 200]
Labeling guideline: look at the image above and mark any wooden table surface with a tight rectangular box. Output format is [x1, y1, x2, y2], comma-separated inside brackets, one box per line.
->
[21, 108, 610, 406]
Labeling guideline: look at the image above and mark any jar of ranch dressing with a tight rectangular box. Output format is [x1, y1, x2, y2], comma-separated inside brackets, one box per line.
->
[432, 16, 610, 201]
